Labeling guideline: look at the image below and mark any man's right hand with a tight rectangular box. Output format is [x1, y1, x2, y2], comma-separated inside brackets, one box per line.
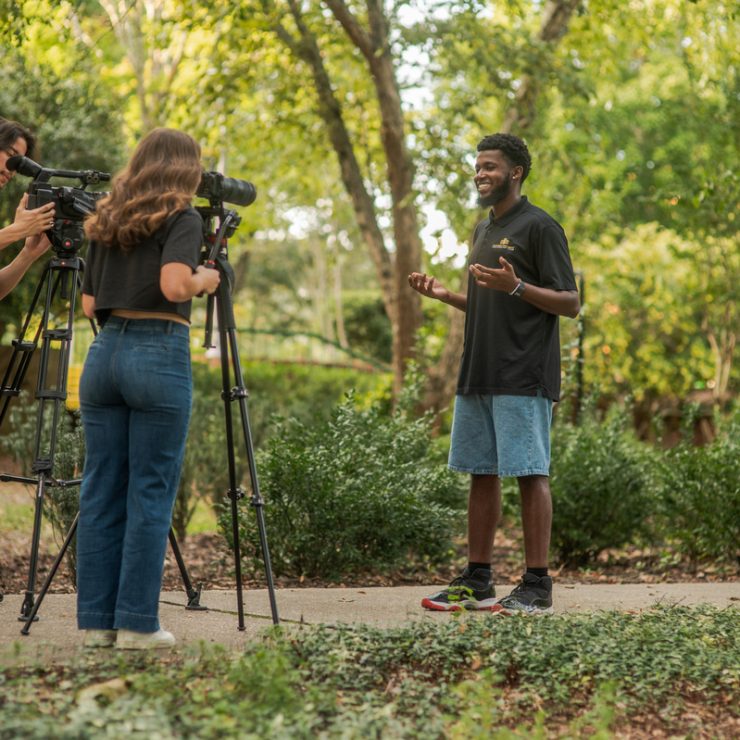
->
[408, 271, 449, 302]
[14, 194, 56, 237]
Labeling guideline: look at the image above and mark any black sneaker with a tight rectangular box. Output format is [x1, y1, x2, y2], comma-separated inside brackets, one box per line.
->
[421, 568, 497, 611]
[491, 573, 554, 615]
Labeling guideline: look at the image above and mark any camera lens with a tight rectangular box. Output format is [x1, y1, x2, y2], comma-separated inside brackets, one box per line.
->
[220, 177, 256, 207]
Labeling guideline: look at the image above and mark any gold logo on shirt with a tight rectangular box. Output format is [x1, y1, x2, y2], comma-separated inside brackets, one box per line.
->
[492, 237, 515, 251]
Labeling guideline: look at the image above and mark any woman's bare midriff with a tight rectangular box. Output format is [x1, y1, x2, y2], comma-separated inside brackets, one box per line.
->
[110, 309, 190, 326]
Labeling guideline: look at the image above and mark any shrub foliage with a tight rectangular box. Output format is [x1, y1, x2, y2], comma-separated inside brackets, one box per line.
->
[222, 390, 465, 578]
[549, 405, 653, 566]
[653, 412, 740, 563]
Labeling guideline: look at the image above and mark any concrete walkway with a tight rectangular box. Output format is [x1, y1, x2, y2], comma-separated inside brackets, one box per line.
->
[1, 582, 738, 665]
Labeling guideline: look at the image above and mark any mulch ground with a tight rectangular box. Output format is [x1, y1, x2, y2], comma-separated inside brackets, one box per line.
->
[1, 527, 736, 597]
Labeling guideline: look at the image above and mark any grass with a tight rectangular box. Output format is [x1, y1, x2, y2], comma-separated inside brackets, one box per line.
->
[0, 605, 737, 738]
[0, 481, 220, 536]
[185, 497, 220, 535]
[0, 501, 35, 532]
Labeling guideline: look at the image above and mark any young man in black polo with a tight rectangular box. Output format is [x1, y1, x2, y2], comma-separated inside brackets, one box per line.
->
[409, 133, 580, 614]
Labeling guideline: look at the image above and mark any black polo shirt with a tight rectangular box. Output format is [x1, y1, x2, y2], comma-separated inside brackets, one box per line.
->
[457, 196, 577, 401]
[82, 207, 203, 326]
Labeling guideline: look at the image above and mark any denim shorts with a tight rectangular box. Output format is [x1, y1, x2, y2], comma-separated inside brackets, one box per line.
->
[448, 393, 553, 478]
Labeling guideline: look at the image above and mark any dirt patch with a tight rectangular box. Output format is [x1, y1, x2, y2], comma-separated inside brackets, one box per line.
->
[1, 526, 736, 597]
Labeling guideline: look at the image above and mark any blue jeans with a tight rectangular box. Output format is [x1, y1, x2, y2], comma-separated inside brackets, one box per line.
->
[448, 393, 553, 478]
[76, 317, 192, 632]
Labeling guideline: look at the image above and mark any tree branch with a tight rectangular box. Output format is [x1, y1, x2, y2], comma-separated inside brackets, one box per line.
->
[276, 0, 395, 317]
[502, 0, 582, 133]
[323, 0, 373, 60]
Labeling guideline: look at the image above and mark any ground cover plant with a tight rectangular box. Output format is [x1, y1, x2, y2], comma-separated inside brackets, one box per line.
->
[0, 606, 737, 738]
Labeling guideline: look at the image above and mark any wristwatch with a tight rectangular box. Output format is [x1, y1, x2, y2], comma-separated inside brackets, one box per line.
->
[509, 280, 526, 297]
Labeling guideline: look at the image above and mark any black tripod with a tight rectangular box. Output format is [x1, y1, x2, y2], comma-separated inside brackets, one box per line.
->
[201, 204, 279, 628]
[0, 249, 204, 635]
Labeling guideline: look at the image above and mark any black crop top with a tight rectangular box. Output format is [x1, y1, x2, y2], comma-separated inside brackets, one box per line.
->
[82, 207, 203, 325]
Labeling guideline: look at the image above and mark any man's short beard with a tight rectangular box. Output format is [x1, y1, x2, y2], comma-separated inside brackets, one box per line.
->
[476, 177, 512, 208]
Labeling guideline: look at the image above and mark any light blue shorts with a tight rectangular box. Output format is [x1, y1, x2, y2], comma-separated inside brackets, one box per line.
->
[448, 394, 553, 478]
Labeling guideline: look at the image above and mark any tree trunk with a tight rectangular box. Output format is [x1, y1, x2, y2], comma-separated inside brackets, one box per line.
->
[277, 0, 394, 320]
[333, 245, 349, 349]
[276, 0, 423, 396]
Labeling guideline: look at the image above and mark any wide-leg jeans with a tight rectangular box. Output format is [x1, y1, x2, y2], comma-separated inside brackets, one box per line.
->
[76, 317, 192, 633]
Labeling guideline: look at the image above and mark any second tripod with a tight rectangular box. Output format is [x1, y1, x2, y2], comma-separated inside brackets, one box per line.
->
[200, 204, 279, 629]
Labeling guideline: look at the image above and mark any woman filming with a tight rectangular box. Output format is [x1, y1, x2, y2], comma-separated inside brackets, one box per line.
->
[78, 128, 220, 650]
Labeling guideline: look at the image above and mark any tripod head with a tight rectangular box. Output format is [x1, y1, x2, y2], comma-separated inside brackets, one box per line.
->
[196, 204, 242, 350]
[193, 168, 256, 349]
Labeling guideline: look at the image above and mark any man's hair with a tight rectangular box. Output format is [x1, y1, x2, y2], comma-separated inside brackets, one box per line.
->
[0, 117, 38, 159]
[477, 133, 531, 181]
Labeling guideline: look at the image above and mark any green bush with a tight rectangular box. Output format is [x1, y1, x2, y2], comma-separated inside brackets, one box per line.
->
[222, 389, 466, 578]
[1, 362, 389, 547]
[549, 404, 654, 566]
[189, 359, 390, 450]
[653, 413, 740, 564]
[235, 359, 390, 447]
[174, 360, 390, 537]
[341, 291, 392, 364]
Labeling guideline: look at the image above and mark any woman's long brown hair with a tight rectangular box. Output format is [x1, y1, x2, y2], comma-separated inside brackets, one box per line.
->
[85, 128, 201, 249]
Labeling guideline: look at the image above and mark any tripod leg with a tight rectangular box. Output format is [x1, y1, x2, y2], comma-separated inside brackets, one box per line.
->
[216, 310, 247, 630]
[216, 288, 280, 627]
[18, 476, 48, 621]
[168, 529, 206, 610]
[20, 513, 78, 635]
[229, 351, 280, 626]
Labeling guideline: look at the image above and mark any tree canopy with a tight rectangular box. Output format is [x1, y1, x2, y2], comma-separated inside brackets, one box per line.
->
[1, 0, 736, 408]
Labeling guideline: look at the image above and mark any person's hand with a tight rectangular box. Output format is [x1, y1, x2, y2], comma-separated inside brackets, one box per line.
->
[13, 194, 56, 238]
[195, 265, 220, 295]
[22, 233, 51, 261]
[408, 271, 449, 302]
[469, 257, 519, 292]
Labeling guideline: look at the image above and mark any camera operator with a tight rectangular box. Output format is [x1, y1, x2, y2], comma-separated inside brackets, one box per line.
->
[76, 128, 219, 651]
[0, 118, 54, 299]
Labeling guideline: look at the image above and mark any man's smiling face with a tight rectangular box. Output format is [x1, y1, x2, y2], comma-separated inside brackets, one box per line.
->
[474, 149, 514, 208]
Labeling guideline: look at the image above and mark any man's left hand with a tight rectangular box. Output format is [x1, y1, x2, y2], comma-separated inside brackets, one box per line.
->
[469, 256, 519, 293]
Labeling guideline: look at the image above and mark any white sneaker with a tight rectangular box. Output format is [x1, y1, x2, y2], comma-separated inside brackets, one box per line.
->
[116, 628, 176, 650]
[83, 629, 117, 648]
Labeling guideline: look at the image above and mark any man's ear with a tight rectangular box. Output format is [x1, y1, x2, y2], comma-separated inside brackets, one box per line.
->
[512, 165, 524, 180]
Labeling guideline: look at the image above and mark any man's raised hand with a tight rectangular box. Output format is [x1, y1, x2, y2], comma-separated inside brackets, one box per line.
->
[408, 271, 449, 302]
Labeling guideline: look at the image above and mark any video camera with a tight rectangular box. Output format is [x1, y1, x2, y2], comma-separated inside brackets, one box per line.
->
[7, 155, 110, 256]
[196, 170, 256, 208]
[195, 171, 256, 315]
[8, 156, 256, 257]
[195, 171, 256, 268]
